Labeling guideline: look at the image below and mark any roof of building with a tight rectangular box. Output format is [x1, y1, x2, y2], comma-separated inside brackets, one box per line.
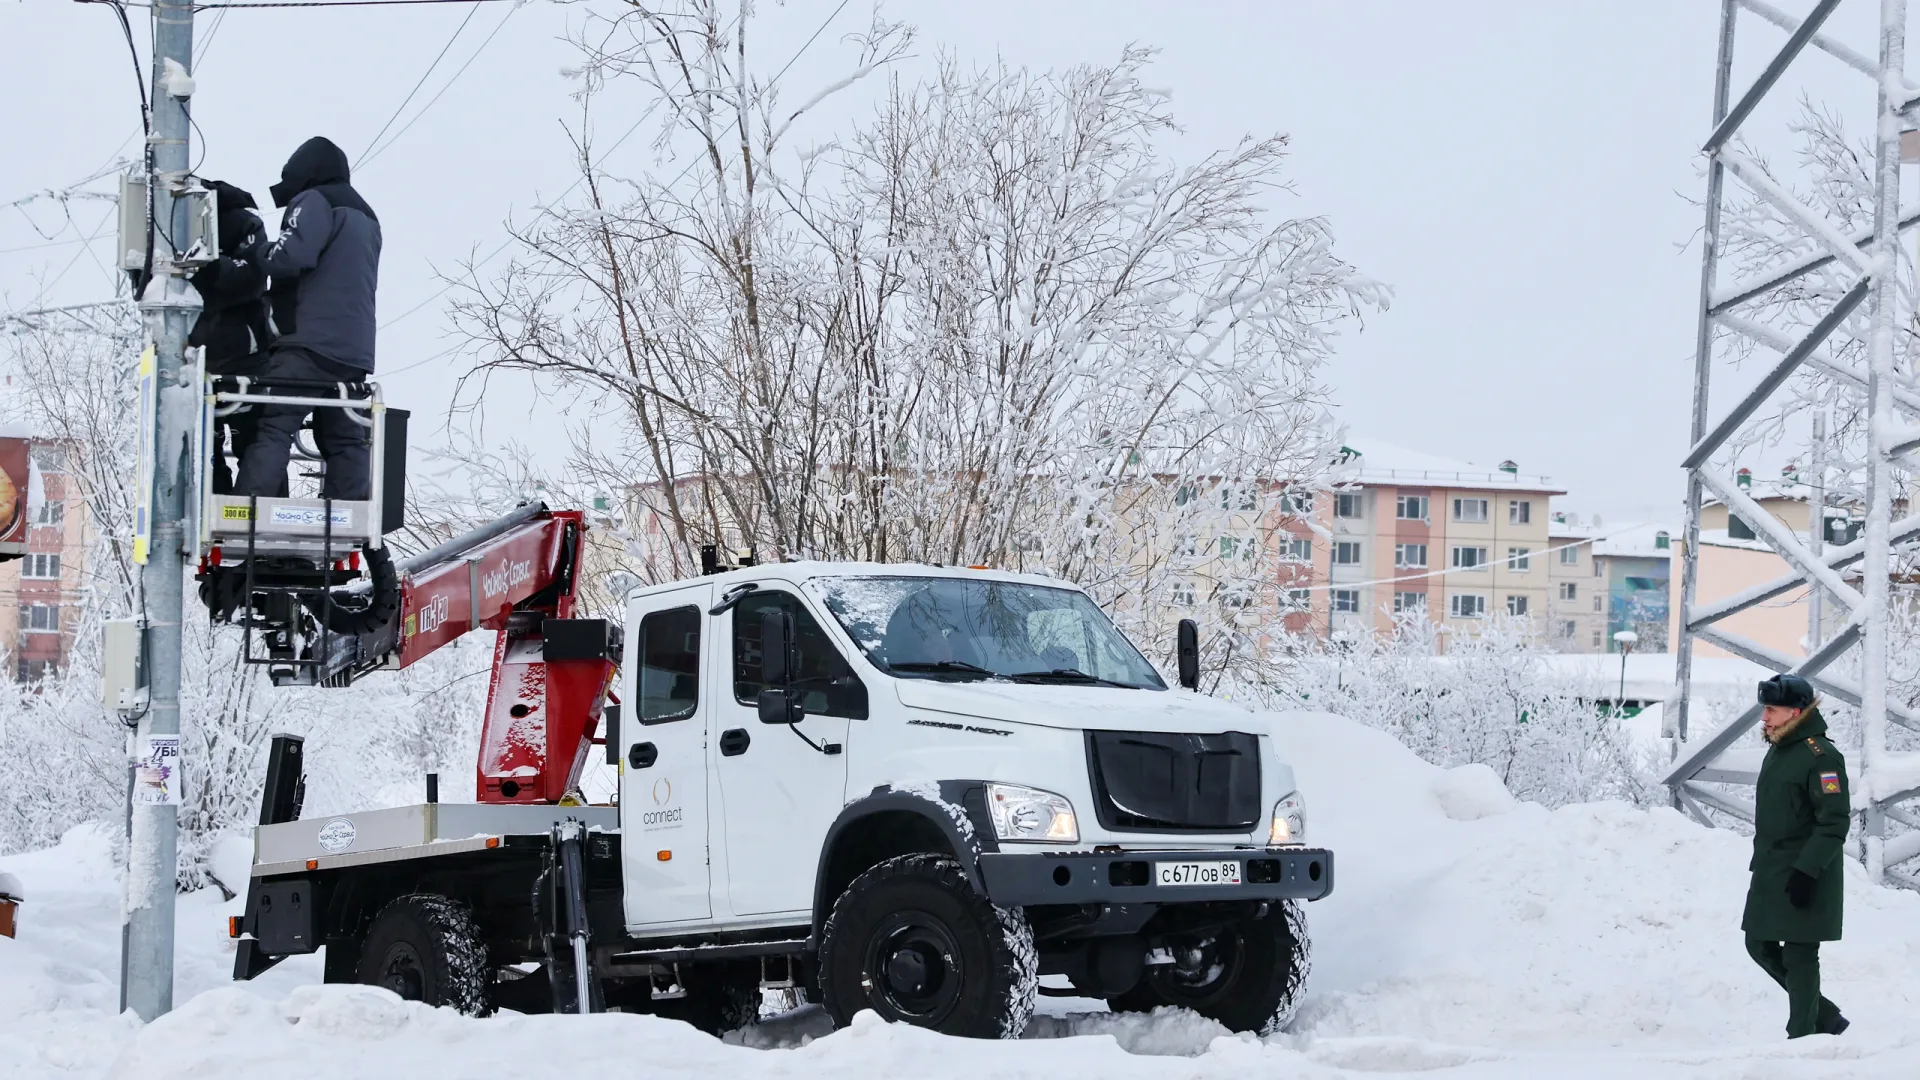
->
[1329, 436, 1564, 494]
[1544, 519, 1674, 559]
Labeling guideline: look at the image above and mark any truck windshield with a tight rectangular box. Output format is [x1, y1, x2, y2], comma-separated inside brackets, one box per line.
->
[808, 576, 1166, 690]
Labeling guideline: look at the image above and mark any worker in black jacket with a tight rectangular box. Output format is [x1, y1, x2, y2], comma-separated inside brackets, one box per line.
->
[188, 180, 275, 493]
[234, 136, 382, 501]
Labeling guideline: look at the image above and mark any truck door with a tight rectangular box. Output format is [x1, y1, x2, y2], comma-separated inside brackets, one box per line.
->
[620, 583, 714, 928]
[713, 588, 859, 918]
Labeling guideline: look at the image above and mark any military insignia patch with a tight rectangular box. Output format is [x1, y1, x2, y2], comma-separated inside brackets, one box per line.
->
[1805, 738, 1824, 755]
[1820, 771, 1841, 794]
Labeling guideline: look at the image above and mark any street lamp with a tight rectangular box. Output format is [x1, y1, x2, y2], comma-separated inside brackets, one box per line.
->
[1612, 630, 1639, 717]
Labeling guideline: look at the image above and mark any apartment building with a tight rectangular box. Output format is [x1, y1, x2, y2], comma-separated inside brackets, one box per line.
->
[1549, 516, 1673, 653]
[1314, 439, 1563, 639]
[1671, 469, 1868, 661]
[0, 437, 91, 681]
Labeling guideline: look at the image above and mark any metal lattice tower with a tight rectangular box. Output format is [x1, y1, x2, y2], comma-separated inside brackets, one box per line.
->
[1667, 0, 1920, 888]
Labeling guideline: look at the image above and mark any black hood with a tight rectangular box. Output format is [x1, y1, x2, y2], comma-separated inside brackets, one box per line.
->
[270, 137, 351, 208]
[206, 179, 258, 214]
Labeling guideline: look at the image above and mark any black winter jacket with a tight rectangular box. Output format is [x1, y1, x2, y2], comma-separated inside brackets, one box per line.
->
[253, 137, 382, 373]
[187, 180, 273, 369]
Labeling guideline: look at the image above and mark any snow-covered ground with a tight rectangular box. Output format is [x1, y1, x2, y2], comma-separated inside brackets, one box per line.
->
[6, 712, 1920, 1079]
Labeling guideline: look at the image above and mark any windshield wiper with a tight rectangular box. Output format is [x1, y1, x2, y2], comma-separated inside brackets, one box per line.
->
[886, 660, 997, 680]
[1007, 668, 1139, 689]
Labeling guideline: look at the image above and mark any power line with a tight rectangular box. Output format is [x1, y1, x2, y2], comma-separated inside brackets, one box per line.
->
[356, 0, 517, 169]
[354, 1, 482, 168]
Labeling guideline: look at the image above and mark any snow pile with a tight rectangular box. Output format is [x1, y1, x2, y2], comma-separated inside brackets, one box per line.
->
[1430, 762, 1516, 821]
[5, 711, 1920, 1078]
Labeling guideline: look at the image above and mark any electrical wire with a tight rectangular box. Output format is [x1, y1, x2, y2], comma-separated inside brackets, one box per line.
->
[356, 0, 517, 170]
[354, 1, 482, 168]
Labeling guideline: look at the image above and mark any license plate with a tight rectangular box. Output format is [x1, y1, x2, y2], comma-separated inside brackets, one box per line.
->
[1154, 860, 1242, 887]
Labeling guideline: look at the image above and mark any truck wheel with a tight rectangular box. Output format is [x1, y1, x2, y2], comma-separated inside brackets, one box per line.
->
[1108, 899, 1310, 1034]
[649, 961, 761, 1035]
[356, 894, 492, 1017]
[818, 853, 1036, 1039]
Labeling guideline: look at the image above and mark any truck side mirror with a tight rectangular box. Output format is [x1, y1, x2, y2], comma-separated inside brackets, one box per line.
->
[760, 609, 794, 687]
[757, 688, 805, 725]
[1176, 618, 1200, 691]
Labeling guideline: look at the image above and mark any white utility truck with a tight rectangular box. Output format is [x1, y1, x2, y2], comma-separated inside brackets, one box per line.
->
[228, 511, 1332, 1038]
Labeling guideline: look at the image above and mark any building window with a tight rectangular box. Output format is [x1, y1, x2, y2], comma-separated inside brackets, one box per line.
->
[1283, 537, 1312, 561]
[1173, 535, 1198, 556]
[1594, 560, 1603, 577]
[1593, 628, 1604, 648]
[33, 501, 65, 526]
[17, 603, 60, 633]
[1175, 484, 1197, 506]
[1394, 543, 1428, 568]
[1559, 544, 1580, 566]
[1286, 588, 1312, 607]
[1451, 545, 1489, 569]
[1335, 492, 1364, 519]
[1559, 582, 1577, 601]
[1220, 588, 1254, 610]
[1170, 581, 1197, 606]
[1280, 490, 1314, 515]
[1449, 593, 1487, 618]
[1394, 591, 1426, 613]
[1507, 547, 1530, 572]
[21, 553, 60, 579]
[1221, 485, 1257, 511]
[1728, 515, 1755, 541]
[1593, 594, 1603, 613]
[1333, 541, 1362, 566]
[1509, 500, 1531, 525]
[1331, 589, 1360, 614]
[1396, 494, 1429, 521]
[1218, 535, 1256, 560]
[1507, 595, 1529, 616]
[1454, 498, 1489, 523]
[29, 445, 66, 471]
[1560, 620, 1577, 639]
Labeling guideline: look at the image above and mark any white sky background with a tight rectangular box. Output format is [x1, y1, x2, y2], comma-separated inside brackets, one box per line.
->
[0, 0, 1903, 523]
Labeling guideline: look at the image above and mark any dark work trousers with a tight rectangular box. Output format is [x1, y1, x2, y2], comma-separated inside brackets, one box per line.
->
[233, 347, 373, 500]
[205, 349, 277, 496]
[1746, 937, 1840, 1038]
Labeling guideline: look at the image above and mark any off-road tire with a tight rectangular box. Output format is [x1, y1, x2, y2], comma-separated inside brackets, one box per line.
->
[818, 853, 1036, 1039]
[356, 893, 492, 1016]
[1107, 899, 1311, 1034]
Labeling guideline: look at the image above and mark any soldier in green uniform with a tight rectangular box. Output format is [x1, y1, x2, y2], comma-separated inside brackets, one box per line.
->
[1742, 673, 1850, 1039]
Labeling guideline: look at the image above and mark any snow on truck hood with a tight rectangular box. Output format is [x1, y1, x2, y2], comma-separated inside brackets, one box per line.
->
[892, 678, 1263, 735]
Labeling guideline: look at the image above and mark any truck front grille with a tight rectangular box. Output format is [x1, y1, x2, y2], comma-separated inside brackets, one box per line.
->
[1084, 729, 1261, 832]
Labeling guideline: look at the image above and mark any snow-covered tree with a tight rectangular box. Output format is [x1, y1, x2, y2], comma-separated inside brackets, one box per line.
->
[450, 0, 1382, 690]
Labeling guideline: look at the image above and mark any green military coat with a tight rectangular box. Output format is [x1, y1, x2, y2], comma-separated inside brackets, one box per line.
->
[1741, 709, 1849, 942]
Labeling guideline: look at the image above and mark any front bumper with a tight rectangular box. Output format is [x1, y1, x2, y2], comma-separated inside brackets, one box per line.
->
[976, 846, 1333, 906]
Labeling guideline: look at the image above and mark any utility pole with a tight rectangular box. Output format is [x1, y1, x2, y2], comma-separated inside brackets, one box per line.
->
[124, 0, 198, 1022]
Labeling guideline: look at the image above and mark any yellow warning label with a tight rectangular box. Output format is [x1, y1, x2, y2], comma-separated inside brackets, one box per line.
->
[222, 506, 252, 521]
[403, 614, 417, 638]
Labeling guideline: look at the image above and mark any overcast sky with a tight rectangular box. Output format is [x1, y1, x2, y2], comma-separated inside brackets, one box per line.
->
[1, 0, 1898, 523]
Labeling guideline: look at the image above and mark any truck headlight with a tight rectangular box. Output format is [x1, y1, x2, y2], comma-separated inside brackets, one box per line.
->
[986, 783, 1079, 843]
[1269, 791, 1306, 846]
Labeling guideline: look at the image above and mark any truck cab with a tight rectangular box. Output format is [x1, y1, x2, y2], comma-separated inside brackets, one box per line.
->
[614, 562, 1330, 1036]
[232, 557, 1332, 1039]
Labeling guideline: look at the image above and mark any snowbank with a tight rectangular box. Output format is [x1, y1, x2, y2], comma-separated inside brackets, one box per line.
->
[4, 711, 1920, 1078]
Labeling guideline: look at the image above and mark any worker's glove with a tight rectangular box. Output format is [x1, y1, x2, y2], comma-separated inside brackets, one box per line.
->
[1786, 869, 1819, 908]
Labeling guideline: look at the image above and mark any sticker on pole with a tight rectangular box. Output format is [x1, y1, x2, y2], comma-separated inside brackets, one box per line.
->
[132, 343, 156, 565]
[133, 734, 181, 806]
